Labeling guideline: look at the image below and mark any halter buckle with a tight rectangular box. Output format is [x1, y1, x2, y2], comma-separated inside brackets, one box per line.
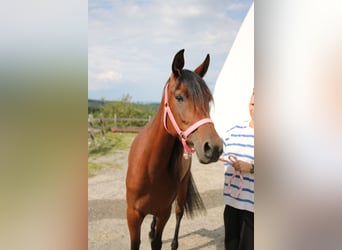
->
[183, 152, 192, 160]
[179, 131, 186, 139]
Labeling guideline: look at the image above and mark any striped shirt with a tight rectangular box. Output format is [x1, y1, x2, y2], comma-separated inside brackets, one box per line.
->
[222, 120, 254, 212]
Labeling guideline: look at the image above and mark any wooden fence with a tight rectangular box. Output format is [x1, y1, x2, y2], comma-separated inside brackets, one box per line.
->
[88, 114, 151, 145]
[88, 114, 151, 134]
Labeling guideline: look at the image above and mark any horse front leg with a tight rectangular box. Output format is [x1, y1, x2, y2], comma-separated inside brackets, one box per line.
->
[171, 171, 190, 250]
[171, 203, 184, 250]
[149, 215, 157, 240]
[151, 207, 172, 250]
[127, 206, 145, 250]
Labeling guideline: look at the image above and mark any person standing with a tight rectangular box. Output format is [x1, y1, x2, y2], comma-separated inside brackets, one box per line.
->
[222, 91, 254, 250]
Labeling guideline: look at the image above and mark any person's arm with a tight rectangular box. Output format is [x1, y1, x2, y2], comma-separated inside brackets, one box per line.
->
[232, 160, 254, 174]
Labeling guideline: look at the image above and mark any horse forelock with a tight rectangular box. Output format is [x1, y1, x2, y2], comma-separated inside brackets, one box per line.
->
[176, 69, 213, 113]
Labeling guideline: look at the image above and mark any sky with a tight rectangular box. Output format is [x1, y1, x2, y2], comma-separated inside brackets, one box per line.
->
[88, 0, 253, 102]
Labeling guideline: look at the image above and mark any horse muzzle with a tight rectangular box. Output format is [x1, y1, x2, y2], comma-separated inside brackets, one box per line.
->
[189, 129, 223, 164]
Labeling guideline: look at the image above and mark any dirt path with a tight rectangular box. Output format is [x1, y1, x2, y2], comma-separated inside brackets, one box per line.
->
[88, 149, 225, 249]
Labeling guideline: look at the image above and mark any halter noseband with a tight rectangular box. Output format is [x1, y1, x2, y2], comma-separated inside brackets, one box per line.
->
[163, 83, 213, 158]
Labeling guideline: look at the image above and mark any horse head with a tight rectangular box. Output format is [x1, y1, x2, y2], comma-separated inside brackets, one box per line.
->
[163, 49, 223, 164]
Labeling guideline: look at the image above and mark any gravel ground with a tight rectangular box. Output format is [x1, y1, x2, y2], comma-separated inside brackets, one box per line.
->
[88, 149, 225, 250]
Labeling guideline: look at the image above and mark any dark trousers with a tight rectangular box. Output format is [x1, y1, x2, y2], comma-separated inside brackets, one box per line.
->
[224, 204, 254, 250]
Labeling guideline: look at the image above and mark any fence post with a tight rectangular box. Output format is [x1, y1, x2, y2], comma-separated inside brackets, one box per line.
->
[88, 114, 96, 146]
[114, 113, 117, 128]
[99, 114, 105, 140]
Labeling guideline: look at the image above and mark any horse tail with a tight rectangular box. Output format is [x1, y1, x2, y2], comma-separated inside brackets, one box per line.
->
[184, 172, 207, 218]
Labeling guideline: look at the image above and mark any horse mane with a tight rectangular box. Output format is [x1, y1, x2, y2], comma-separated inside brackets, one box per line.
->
[168, 138, 183, 176]
[168, 138, 206, 218]
[175, 69, 213, 113]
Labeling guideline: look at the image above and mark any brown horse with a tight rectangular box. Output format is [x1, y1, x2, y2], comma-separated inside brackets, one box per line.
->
[126, 49, 223, 250]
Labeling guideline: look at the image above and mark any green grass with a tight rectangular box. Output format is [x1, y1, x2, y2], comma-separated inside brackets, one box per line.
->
[88, 132, 136, 157]
[88, 132, 136, 177]
[88, 162, 102, 177]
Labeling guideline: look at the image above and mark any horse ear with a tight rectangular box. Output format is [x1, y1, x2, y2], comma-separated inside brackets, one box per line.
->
[194, 54, 210, 77]
[172, 49, 185, 77]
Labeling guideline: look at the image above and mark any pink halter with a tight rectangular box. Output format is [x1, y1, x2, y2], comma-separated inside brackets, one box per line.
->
[163, 83, 213, 157]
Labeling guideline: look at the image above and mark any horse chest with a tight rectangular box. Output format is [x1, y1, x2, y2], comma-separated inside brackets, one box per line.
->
[143, 168, 179, 199]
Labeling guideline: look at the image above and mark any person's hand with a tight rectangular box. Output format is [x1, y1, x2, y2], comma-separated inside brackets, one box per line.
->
[232, 160, 253, 173]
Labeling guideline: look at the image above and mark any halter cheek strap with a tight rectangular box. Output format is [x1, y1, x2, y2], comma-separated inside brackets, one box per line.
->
[163, 83, 213, 155]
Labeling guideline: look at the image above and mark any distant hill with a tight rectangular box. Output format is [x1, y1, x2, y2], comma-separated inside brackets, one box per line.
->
[88, 99, 105, 106]
[88, 99, 105, 114]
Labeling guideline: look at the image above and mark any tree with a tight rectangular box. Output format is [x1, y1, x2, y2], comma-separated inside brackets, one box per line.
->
[101, 94, 147, 126]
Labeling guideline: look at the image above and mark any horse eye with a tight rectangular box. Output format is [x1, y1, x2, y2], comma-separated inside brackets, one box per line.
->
[175, 95, 184, 102]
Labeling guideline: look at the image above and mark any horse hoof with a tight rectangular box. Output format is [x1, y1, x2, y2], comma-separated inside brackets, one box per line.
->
[171, 241, 178, 250]
[151, 240, 162, 250]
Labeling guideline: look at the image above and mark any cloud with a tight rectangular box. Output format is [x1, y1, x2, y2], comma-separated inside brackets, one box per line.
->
[97, 71, 121, 81]
[88, 45, 124, 90]
[88, 0, 253, 101]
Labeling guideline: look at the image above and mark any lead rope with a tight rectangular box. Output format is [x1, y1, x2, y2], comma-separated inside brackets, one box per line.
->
[219, 155, 243, 198]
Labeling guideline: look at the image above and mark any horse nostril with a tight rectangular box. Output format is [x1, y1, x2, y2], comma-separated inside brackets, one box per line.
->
[204, 142, 213, 157]
[204, 141, 222, 161]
